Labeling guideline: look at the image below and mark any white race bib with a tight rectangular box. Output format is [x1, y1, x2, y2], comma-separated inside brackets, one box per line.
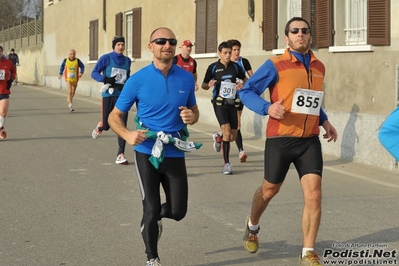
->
[67, 72, 76, 78]
[0, 70, 5, 80]
[174, 138, 196, 152]
[110, 68, 127, 85]
[219, 81, 237, 99]
[291, 88, 324, 116]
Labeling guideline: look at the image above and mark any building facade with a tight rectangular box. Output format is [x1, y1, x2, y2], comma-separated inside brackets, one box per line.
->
[3, 0, 398, 170]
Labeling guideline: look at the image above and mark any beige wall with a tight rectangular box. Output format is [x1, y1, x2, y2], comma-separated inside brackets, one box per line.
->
[2, 45, 43, 86]
[20, 0, 397, 170]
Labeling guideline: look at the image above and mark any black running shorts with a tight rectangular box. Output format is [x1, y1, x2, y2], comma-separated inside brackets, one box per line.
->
[0, 94, 10, 100]
[213, 102, 238, 129]
[100, 96, 128, 131]
[264, 136, 323, 184]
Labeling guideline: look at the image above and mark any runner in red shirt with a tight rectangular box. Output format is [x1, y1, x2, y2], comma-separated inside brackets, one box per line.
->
[0, 45, 16, 140]
[173, 40, 198, 90]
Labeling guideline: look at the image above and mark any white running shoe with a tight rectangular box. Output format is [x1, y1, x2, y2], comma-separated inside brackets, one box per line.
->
[68, 103, 74, 112]
[0, 127, 6, 140]
[239, 150, 248, 162]
[115, 153, 128, 165]
[212, 132, 222, 152]
[92, 122, 103, 139]
[146, 258, 161, 266]
[222, 163, 233, 175]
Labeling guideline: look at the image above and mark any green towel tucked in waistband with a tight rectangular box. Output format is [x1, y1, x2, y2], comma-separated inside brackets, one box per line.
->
[134, 116, 202, 169]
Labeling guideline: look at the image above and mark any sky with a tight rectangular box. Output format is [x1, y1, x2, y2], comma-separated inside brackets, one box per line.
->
[22, 0, 42, 18]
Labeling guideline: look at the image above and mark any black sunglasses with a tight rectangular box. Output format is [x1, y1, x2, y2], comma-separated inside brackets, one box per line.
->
[289, 28, 310, 34]
[150, 38, 178, 46]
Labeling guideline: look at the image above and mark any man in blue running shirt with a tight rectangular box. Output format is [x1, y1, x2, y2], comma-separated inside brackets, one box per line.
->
[108, 27, 199, 266]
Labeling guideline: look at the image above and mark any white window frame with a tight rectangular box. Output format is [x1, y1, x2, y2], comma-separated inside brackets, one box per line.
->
[344, 0, 367, 45]
[125, 11, 133, 58]
[288, 0, 301, 19]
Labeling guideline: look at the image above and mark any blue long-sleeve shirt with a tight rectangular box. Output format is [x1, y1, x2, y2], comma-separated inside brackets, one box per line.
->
[378, 107, 399, 160]
[58, 58, 85, 75]
[91, 51, 131, 82]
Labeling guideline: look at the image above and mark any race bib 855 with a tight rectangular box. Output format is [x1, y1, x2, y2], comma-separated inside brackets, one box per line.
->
[291, 88, 324, 116]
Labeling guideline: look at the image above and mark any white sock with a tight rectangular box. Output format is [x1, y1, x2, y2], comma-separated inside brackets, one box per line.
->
[302, 248, 314, 257]
[0, 116, 5, 128]
[248, 218, 259, 231]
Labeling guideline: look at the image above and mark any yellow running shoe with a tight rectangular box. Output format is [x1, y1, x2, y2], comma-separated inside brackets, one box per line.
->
[299, 251, 322, 266]
[243, 215, 259, 253]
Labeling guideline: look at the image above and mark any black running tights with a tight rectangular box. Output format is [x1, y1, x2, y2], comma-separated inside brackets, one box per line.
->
[134, 151, 188, 260]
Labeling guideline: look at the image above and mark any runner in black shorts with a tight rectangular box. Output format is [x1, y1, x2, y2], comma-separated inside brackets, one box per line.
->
[202, 41, 247, 175]
[0, 45, 16, 140]
[228, 39, 253, 163]
[239, 17, 338, 265]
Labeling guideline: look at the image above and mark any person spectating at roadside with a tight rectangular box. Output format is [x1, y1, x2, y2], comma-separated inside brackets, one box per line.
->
[7, 48, 19, 85]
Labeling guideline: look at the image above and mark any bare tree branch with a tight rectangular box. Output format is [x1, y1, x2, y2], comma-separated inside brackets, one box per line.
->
[0, 0, 42, 28]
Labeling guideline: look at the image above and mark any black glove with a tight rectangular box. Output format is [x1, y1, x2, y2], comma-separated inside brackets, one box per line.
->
[103, 76, 116, 86]
[7, 80, 13, 89]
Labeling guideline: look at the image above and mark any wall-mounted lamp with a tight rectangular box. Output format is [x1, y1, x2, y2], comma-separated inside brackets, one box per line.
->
[248, 0, 255, 22]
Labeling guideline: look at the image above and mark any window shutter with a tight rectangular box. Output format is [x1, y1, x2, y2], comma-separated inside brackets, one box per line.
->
[367, 0, 390, 46]
[263, 0, 277, 51]
[132, 7, 142, 58]
[115, 12, 123, 36]
[301, 0, 311, 24]
[195, 0, 206, 54]
[302, 0, 316, 48]
[206, 0, 218, 53]
[314, 0, 332, 48]
[89, 20, 98, 60]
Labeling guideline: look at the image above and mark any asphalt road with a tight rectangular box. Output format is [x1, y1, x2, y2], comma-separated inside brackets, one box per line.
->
[1, 84, 398, 266]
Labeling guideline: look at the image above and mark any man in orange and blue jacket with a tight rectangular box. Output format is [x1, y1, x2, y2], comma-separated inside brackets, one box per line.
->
[240, 17, 338, 266]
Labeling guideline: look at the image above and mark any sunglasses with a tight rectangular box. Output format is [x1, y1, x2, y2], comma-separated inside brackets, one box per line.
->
[289, 28, 310, 34]
[150, 38, 178, 46]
